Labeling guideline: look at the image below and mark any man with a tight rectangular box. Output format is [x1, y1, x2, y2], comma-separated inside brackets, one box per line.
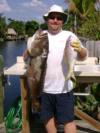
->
[26, 4, 88, 133]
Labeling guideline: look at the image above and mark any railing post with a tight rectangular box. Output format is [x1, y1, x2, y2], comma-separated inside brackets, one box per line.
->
[20, 76, 30, 133]
[0, 55, 4, 123]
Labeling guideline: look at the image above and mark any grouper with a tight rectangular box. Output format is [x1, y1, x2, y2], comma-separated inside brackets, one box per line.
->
[25, 29, 49, 111]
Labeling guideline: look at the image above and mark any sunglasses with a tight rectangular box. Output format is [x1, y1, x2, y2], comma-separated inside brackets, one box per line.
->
[48, 15, 63, 21]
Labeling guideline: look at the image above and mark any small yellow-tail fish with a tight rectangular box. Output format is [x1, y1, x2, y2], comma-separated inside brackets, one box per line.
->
[64, 35, 77, 83]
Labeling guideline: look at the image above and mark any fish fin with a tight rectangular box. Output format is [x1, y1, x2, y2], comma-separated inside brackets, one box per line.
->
[65, 70, 76, 88]
[71, 73, 76, 82]
[71, 73, 76, 88]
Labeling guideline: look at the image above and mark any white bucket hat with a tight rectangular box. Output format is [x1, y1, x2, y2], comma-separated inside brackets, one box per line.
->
[43, 4, 67, 23]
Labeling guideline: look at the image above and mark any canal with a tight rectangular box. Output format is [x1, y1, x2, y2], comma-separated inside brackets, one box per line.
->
[0, 40, 27, 115]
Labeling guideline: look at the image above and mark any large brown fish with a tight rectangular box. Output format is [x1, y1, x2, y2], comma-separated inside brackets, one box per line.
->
[24, 29, 49, 112]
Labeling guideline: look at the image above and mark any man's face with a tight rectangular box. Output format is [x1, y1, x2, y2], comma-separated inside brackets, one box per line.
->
[47, 12, 64, 34]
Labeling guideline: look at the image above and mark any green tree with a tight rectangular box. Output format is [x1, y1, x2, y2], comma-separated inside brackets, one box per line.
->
[65, 0, 100, 39]
[65, 0, 95, 19]
[25, 20, 39, 36]
[40, 22, 47, 30]
[0, 14, 7, 38]
[8, 19, 25, 36]
[78, 11, 100, 40]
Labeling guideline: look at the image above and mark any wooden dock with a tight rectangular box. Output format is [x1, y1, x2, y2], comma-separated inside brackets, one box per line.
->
[3, 56, 100, 133]
[0, 123, 6, 133]
[76, 120, 100, 133]
[1, 119, 99, 133]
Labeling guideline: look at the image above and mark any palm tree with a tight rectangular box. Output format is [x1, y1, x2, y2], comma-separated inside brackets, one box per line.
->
[65, 0, 96, 19]
[64, 0, 97, 34]
[0, 14, 7, 38]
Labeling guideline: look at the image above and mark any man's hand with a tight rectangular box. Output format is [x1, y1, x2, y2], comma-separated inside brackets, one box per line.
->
[71, 40, 81, 53]
[34, 29, 48, 48]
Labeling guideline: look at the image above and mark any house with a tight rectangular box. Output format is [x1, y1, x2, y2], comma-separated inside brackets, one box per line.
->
[6, 28, 17, 40]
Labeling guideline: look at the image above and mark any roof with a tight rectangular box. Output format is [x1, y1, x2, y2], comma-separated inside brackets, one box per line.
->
[6, 28, 17, 35]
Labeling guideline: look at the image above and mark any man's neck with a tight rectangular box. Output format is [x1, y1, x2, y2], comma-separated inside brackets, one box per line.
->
[48, 29, 62, 35]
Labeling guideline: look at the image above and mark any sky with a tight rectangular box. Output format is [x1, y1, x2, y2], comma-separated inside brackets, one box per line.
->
[0, 0, 68, 23]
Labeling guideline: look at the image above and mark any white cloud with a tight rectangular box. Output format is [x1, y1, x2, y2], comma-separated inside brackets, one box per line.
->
[22, 0, 49, 17]
[0, 0, 11, 13]
[23, 0, 45, 8]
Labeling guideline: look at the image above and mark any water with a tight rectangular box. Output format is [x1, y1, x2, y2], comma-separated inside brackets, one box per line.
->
[0, 40, 27, 115]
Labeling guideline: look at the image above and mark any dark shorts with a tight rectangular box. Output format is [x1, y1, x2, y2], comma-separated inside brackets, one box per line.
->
[40, 91, 75, 124]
